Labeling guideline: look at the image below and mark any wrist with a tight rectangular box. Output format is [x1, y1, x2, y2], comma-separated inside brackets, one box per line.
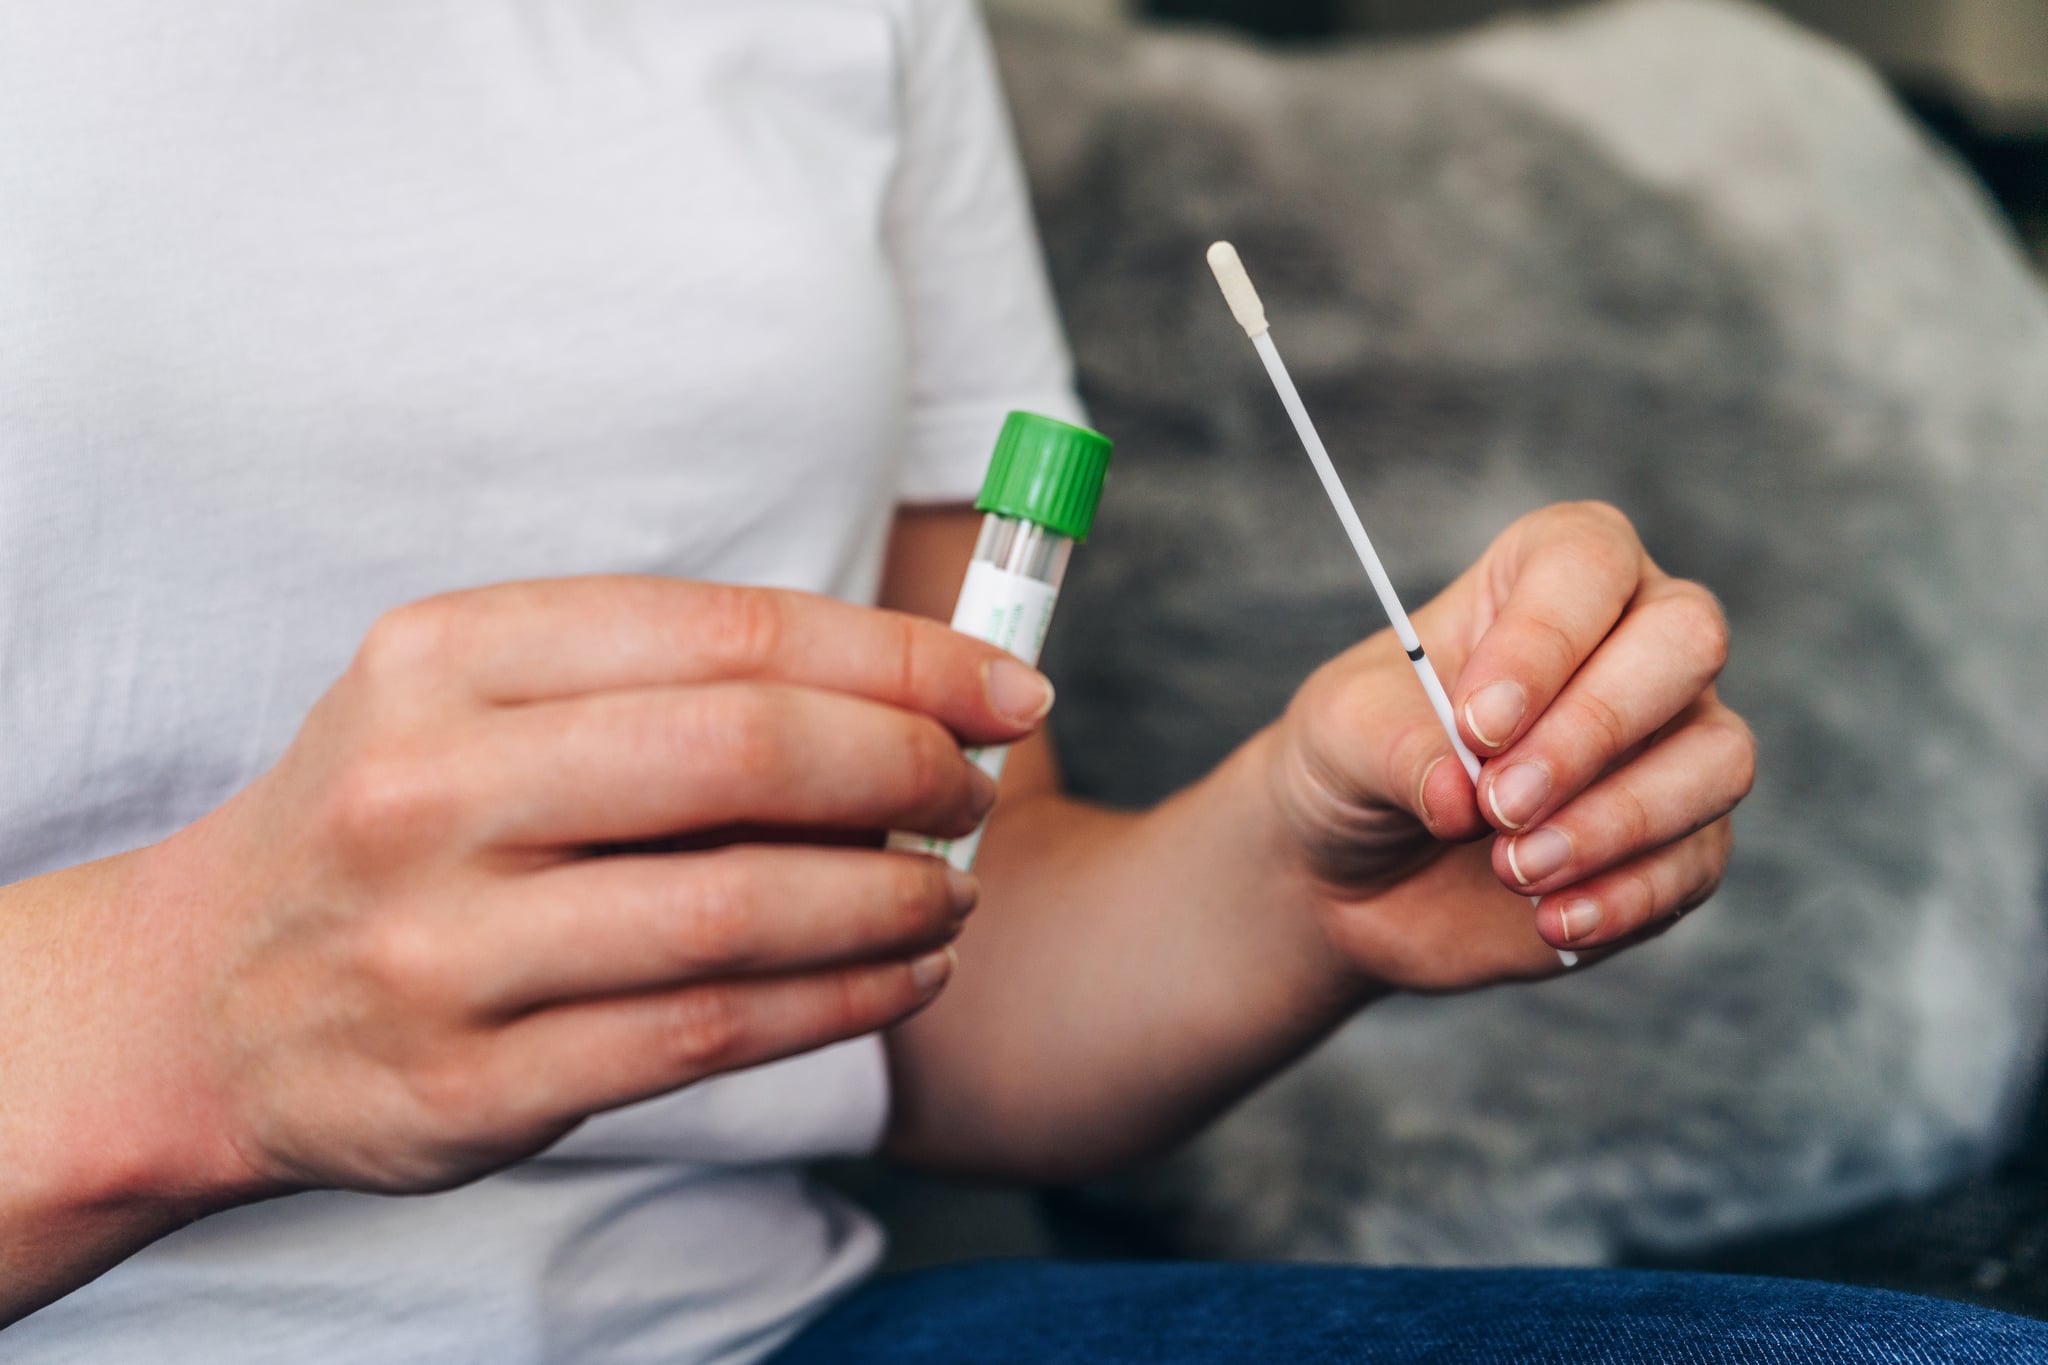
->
[1223, 725, 1390, 1010]
[19, 845, 280, 1209]
[0, 1112, 259, 1327]
[118, 835, 290, 1207]
[0, 847, 276, 1323]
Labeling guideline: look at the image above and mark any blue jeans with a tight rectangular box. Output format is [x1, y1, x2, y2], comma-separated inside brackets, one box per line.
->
[772, 1261, 2048, 1363]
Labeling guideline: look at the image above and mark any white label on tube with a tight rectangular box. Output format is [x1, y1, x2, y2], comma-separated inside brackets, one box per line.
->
[888, 560, 1059, 870]
[949, 559, 1060, 668]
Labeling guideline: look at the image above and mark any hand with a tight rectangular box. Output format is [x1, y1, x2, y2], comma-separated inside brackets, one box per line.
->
[1262, 502, 1755, 991]
[7, 578, 1052, 1211]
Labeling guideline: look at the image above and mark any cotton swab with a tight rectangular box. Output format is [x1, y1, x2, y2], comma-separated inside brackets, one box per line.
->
[1206, 241, 1578, 969]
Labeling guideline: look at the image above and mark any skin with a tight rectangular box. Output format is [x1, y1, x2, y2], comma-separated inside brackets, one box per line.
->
[0, 499, 1752, 1326]
[882, 500, 1751, 1178]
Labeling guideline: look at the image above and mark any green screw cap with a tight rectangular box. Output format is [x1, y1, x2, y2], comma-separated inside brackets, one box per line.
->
[974, 411, 1114, 542]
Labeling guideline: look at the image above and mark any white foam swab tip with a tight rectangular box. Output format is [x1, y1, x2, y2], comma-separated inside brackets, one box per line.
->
[1206, 241, 1578, 969]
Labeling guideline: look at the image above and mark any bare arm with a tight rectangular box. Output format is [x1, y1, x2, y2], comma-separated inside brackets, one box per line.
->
[0, 854, 269, 1325]
[879, 504, 1753, 1183]
[877, 510, 1387, 1182]
[1, 579, 1042, 1325]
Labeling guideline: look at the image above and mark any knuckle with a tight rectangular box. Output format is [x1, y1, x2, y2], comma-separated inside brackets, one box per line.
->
[1392, 715, 1441, 770]
[355, 599, 463, 690]
[691, 688, 788, 781]
[885, 611, 927, 708]
[1521, 611, 1582, 682]
[1389, 716, 1443, 789]
[1706, 715, 1759, 803]
[1685, 837, 1728, 908]
[1573, 499, 1638, 542]
[830, 962, 908, 1036]
[1729, 727, 1759, 802]
[658, 988, 747, 1076]
[697, 585, 786, 675]
[902, 717, 968, 812]
[1564, 689, 1631, 759]
[681, 858, 760, 968]
[1384, 722, 1463, 835]
[356, 916, 460, 1010]
[326, 747, 459, 863]
[1624, 863, 1665, 920]
[889, 857, 953, 938]
[1564, 502, 1645, 586]
[1665, 586, 1732, 676]
[1608, 781, 1655, 851]
[398, 1053, 503, 1138]
[829, 969, 868, 1038]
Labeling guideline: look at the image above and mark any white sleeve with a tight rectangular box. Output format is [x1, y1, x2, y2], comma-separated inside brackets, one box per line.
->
[886, 0, 1089, 505]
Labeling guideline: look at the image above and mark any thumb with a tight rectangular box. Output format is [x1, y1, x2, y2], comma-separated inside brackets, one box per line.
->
[1292, 643, 1491, 846]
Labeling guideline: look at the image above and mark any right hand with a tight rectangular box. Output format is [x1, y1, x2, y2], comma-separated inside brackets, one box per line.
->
[19, 577, 1051, 1205]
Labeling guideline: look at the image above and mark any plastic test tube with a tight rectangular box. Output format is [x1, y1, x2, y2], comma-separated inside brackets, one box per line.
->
[889, 411, 1114, 871]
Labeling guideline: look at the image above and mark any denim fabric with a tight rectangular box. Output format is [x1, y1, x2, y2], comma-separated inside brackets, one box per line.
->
[773, 1260, 2048, 1363]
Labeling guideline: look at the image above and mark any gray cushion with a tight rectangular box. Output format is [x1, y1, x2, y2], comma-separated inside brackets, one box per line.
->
[999, 0, 2048, 1263]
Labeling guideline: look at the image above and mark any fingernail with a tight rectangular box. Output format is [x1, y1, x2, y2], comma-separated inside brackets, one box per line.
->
[1507, 828, 1571, 887]
[910, 945, 957, 993]
[1487, 762, 1551, 830]
[986, 659, 1055, 727]
[1415, 755, 1447, 830]
[1557, 899, 1602, 944]
[1463, 681, 1526, 751]
[944, 869, 980, 918]
[967, 764, 1000, 820]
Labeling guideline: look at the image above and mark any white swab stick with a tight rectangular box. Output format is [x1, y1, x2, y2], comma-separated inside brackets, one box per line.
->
[1206, 241, 1577, 969]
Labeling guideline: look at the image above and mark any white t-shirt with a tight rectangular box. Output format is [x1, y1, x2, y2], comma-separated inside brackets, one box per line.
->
[0, 3, 1082, 1361]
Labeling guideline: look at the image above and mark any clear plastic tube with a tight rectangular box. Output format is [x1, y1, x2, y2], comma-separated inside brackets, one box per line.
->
[971, 512, 1075, 592]
[887, 513, 1073, 870]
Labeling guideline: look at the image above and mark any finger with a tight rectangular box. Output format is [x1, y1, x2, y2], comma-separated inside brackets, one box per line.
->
[470, 848, 977, 1011]
[1450, 502, 1648, 757]
[489, 950, 955, 1123]
[1493, 701, 1754, 895]
[476, 683, 999, 846]
[1534, 817, 1733, 951]
[1477, 581, 1734, 833]
[1291, 636, 1488, 844]
[1352, 840, 1582, 988]
[360, 578, 1052, 744]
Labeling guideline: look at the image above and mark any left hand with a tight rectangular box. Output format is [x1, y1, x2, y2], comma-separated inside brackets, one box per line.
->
[1261, 501, 1755, 991]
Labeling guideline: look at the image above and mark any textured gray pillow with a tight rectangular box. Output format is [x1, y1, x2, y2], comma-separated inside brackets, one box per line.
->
[998, 0, 2048, 1262]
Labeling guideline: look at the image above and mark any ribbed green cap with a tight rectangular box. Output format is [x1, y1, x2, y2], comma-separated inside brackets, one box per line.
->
[974, 412, 1113, 542]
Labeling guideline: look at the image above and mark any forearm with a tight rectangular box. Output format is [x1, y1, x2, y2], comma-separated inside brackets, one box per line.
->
[2, 1176, 215, 1329]
[0, 853, 260, 1325]
[876, 501, 1752, 1183]
[885, 729, 1395, 1183]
